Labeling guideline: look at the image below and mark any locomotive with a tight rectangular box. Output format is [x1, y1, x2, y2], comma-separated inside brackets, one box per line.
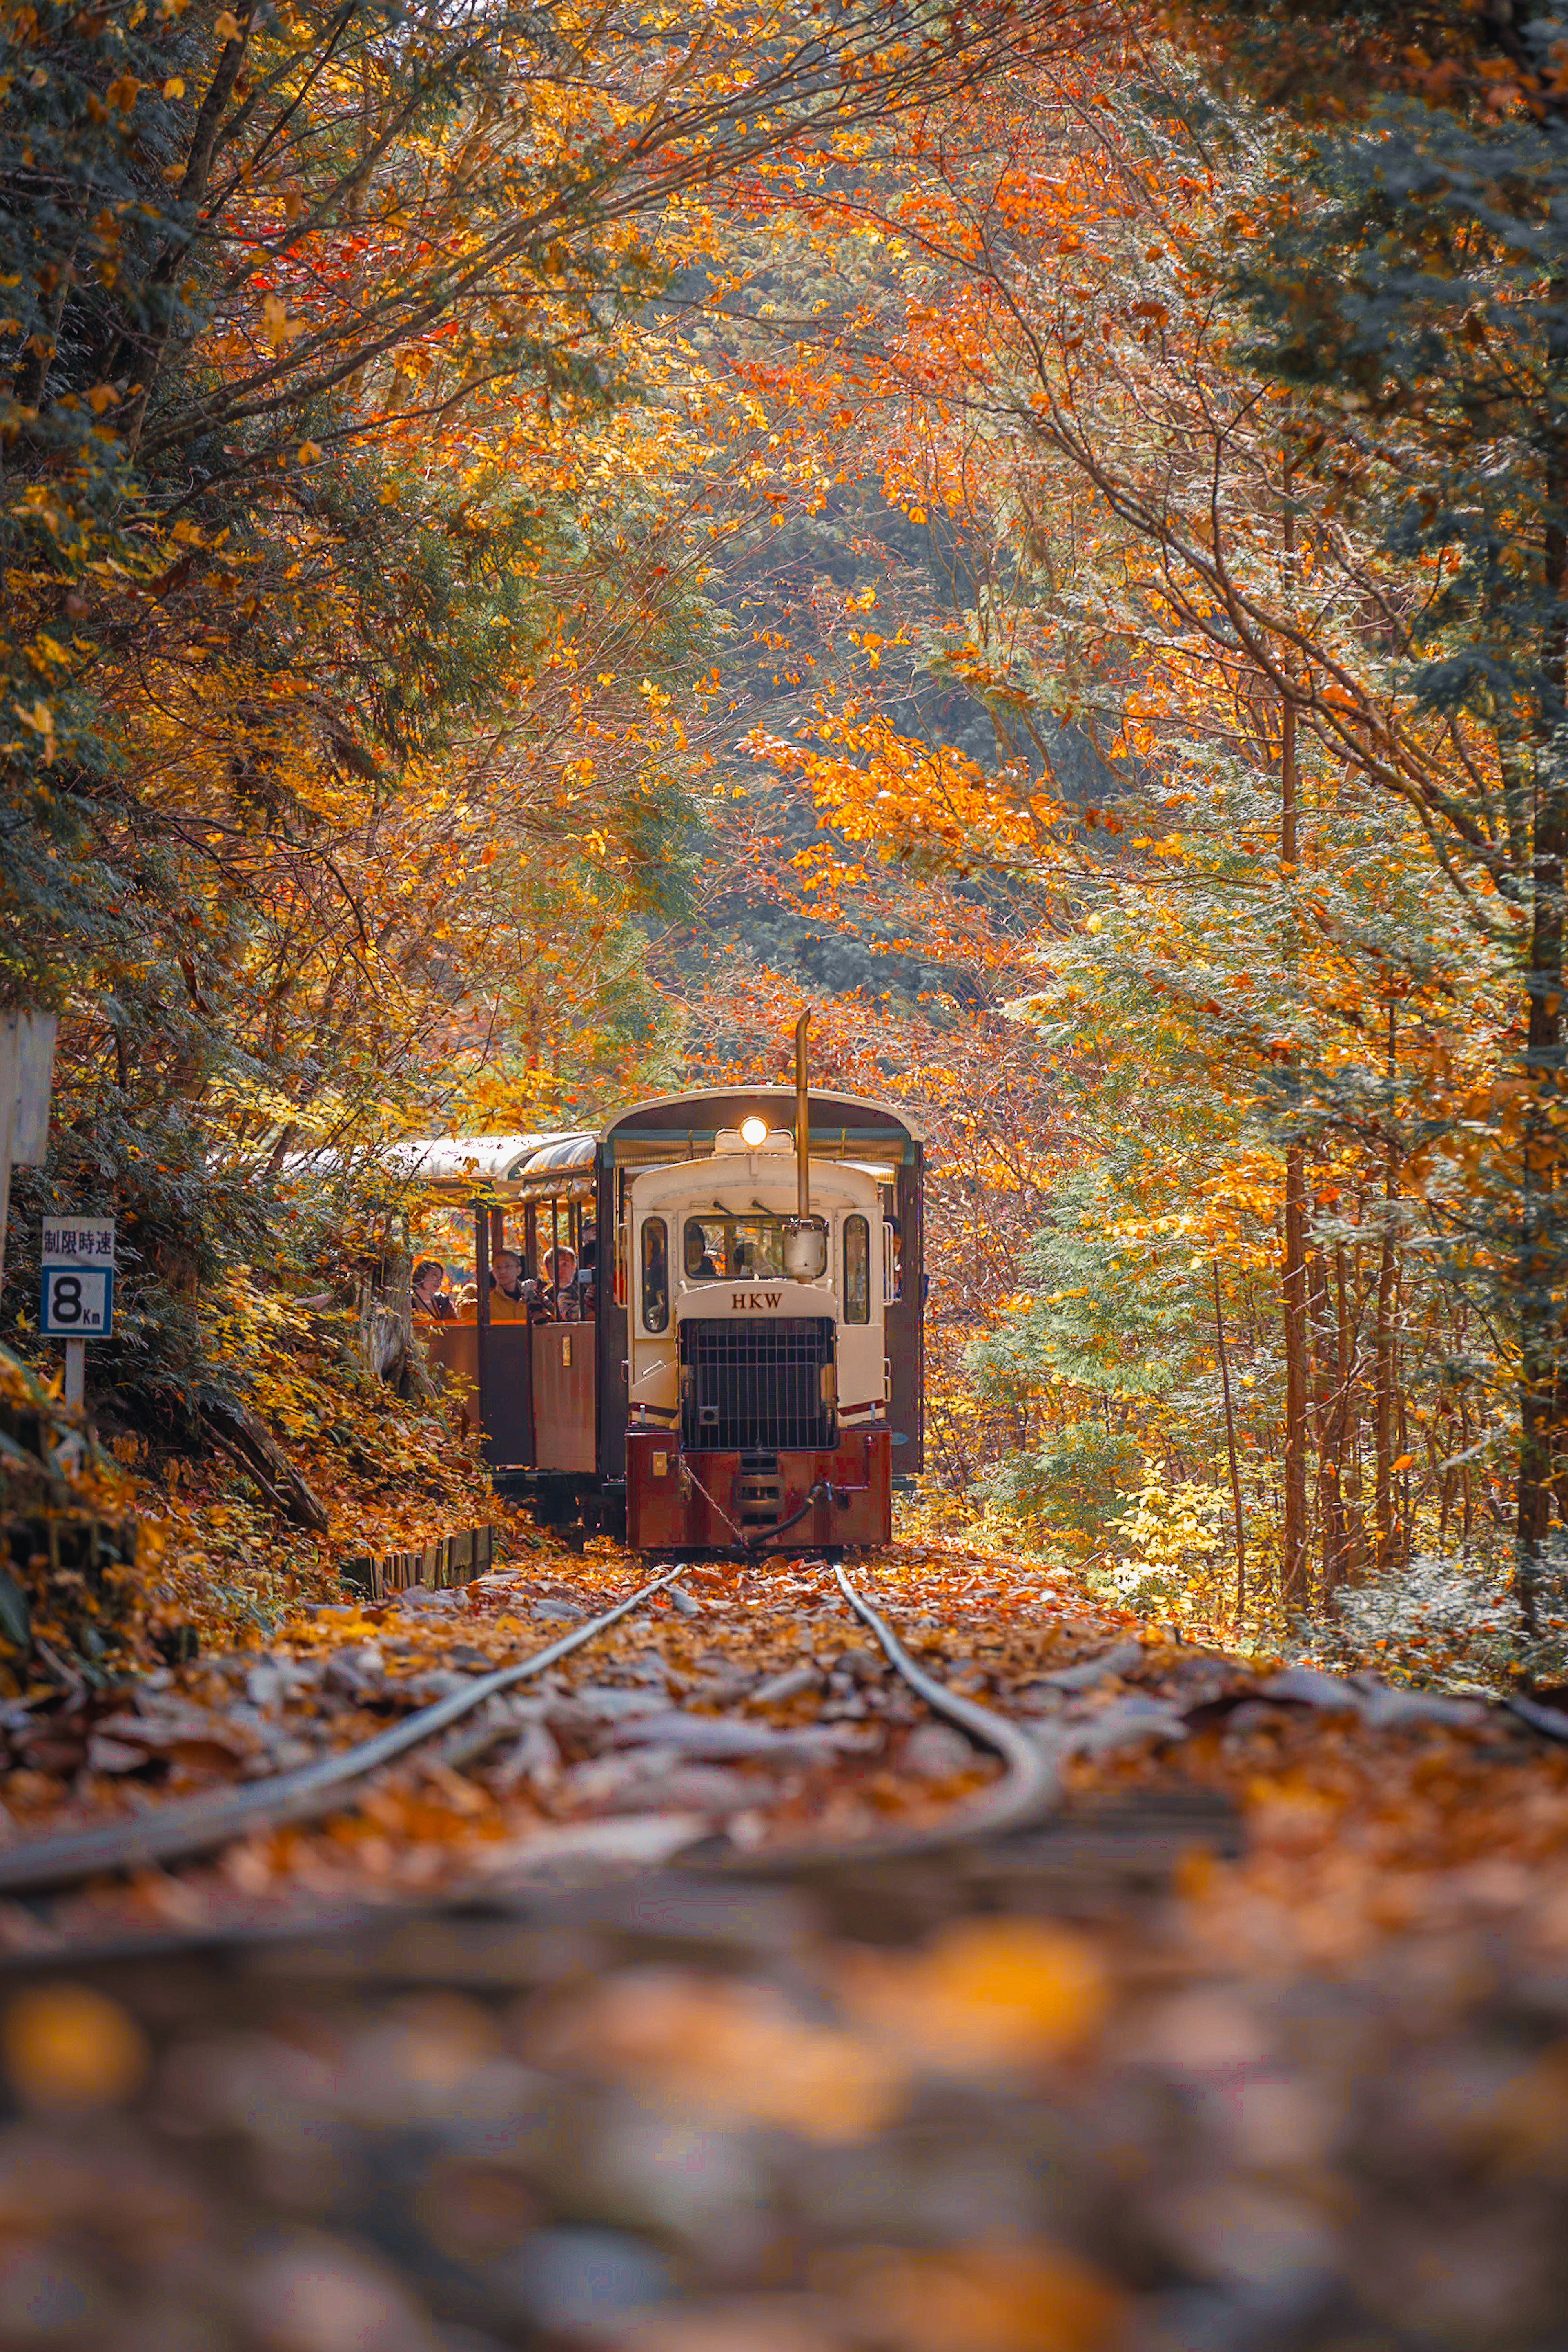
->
[408, 1025, 924, 1553]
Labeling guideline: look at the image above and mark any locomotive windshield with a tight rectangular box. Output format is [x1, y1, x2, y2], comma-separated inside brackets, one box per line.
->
[684, 1215, 806, 1284]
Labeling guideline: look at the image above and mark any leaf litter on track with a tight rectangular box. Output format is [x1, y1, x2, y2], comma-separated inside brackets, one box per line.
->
[4, 1542, 1568, 2344]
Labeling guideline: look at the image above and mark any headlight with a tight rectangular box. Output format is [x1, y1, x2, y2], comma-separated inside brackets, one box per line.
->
[740, 1114, 769, 1147]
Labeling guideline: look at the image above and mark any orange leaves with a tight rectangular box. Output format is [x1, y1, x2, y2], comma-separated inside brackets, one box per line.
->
[748, 714, 1065, 878]
[827, 2241, 1122, 2352]
[526, 1917, 1110, 2165]
[837, 1918, 1110, 2072]
[1, 1984, 149, 2112]
[528, 1971, 904, 2143]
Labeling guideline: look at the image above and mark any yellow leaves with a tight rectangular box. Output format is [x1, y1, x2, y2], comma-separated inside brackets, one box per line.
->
[163, 75, 185, 98]
[214, 7, 241, 38]
[837, 1918, 1109, 2073]
[297, 441, 323, 465]
[260, 293, 307, 349]
[16, 698, 56, 759]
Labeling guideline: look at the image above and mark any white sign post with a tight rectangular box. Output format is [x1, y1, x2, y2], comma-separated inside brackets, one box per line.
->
[0, 1012, 58, 1297]
[40, 1216, 115, 1409]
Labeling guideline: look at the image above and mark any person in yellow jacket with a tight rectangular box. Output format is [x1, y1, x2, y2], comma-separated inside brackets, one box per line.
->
[456, 1248, 530, 1320]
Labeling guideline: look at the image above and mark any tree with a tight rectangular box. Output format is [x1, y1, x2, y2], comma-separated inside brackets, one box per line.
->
[3, 0, 1094, 1433]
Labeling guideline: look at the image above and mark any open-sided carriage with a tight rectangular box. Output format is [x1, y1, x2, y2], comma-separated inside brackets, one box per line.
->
[409, 1066, 924, 1554]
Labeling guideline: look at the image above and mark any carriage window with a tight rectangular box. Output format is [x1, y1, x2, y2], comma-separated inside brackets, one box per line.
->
[844, 1214, 871, 1324]
[641, 1216, 669, 1333]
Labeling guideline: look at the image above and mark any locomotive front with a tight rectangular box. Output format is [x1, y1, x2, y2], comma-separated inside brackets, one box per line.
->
[620, 1113, 896, 1554]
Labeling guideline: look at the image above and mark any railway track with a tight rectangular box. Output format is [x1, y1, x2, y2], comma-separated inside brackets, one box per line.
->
[0, 1562, 1555, 2352]
[0, 1556, 1059, 1915]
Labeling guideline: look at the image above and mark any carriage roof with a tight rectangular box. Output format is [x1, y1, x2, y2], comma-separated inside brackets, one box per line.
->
[390, 1087, 922, 1204]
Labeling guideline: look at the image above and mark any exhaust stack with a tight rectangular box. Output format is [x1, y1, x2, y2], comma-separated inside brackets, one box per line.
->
[795, 1010, 811, 1222]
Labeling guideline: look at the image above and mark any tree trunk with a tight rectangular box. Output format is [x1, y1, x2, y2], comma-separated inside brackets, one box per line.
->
[1278, 565, 1310, 1614]
[1310, 1241, 1347, 1594]
[1283, 1144, 1311, 1614]
[199, 1392, 329, 1533]
[1516, 456, 1568, 1628]
[1212, 1256, 1247, 1617]
[1373, 1003, 1401, 1574]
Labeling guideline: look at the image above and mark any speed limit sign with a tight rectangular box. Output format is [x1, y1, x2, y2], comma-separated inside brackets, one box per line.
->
[41, 1263, 114, 1334]
[40, 1216, 115, 1338]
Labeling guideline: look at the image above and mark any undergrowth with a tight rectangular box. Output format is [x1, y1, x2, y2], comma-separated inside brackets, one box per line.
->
[4, 1266, 526, 1687]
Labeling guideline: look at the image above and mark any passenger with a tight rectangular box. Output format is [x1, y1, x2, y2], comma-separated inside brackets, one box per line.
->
[489, 1248, 530, 1321]
[411, 1259, 455, 1320]
[533, 1243, 580, 1320]
[682, 1220, 721, 1281]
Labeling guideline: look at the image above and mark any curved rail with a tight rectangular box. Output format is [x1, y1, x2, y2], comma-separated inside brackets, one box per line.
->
[835, 1560, 1057, 1838]
[697, 1563, 1058, 1876]
[0, 1557, 1056, 1901]
[0, 1565, 688, 1899]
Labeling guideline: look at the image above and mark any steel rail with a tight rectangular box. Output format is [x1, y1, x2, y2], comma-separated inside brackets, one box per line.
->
[0, 1555, 1056, 1903]
[0, 1564, 690, 1899]
[696, 1561, 1059, 1875]
[833, 1561, 1058, 1838]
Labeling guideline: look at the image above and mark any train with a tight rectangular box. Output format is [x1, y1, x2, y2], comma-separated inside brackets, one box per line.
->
[404, 1026, 924, 1554]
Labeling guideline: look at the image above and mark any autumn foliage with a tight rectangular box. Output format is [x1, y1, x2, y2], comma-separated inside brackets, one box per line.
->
[7, 0, 1568, 1674]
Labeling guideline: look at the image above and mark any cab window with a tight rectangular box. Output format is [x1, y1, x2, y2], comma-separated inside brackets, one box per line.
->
[683, 1215, 791, 1280]
[641, 1216, 669, 1333]
[685, 1217, 724, 1280]
[844, 1214, 871, 1324]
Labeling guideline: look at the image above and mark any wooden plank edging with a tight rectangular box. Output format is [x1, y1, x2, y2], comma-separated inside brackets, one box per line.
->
[340, 1523, 495, 1605]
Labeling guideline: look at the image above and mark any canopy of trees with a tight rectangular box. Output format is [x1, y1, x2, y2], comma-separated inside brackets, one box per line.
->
[8, 0, 1568, 1665]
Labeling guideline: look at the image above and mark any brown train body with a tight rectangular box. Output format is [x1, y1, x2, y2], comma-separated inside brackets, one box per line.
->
[411, 1085, 924, 1555]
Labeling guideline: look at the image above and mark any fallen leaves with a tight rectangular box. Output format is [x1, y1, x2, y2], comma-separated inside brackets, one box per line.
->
[837, 1918, 1110, 2074]
[529, 1970, 905, 2144]
[829, 2242, 1122, 2352]
[2, 1533, 1568, 2351]
[0, 1984, 149, 2111]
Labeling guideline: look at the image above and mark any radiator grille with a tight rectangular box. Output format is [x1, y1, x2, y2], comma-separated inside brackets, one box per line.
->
[680, 1318, 835, 1451]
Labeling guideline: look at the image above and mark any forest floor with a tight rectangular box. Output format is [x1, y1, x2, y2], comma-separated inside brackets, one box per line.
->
[1, 1540, 1568, 2348]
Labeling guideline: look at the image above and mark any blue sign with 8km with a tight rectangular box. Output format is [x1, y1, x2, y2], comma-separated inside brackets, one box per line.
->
[41, 1264, 114, 1336]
